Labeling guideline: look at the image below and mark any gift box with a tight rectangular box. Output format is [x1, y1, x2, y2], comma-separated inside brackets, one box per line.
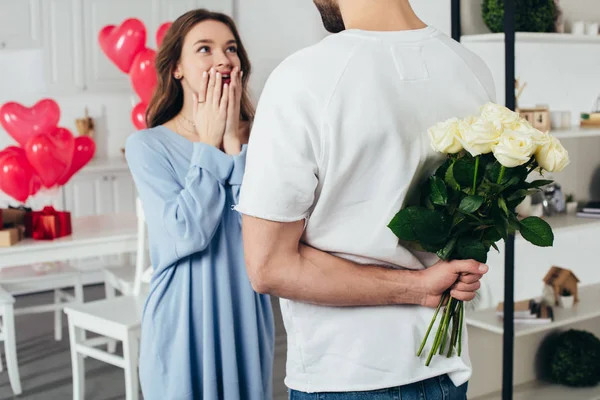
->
[1, 207, 29, 228]
[25, 206, 72, 240]
[0, 226, 25, 247]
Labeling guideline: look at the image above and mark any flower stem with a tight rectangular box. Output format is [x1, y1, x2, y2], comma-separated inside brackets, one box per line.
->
[472, 156, 480, 195]
[439, 297, 455, 355]
[447, 310, 459, 358]
[497, 165, 506, 184]
[417, 293, 445, 357]
[426, 295, 449, 366]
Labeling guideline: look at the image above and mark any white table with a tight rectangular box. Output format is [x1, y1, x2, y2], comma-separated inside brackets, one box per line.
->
[0, 213, 138, 269]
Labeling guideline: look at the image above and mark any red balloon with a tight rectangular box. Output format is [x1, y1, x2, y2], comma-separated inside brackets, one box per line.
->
[25, 127, 75, 188]
[130, 48, 157, 104]
[132, 102, 147, 130]
[99, 18, 147, 74]
[156, 22, 172, 48]
[57, 136, 96, 186]
[0, 99, 61, 147]
[30, 175, 42, 196]
[0, 148, 36, 203]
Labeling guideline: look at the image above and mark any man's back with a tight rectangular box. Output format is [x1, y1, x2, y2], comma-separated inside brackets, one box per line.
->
[238, 26, 495, 392]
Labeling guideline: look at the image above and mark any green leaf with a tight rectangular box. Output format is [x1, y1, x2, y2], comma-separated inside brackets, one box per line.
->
[506, 189, 531, 202]
[478, 180, 504, 196]
[429, 176, 448, 206]
[491, 242, 500, 252]
[445, 163, 460, 191]
[456, 236, 488, 263]
[519, 217, 554, 247]
[498, 197, 509, 217]
[453, 158, 476, 188]
[486, 161, 503, 183]
[388, 207, 418, 241]
[436, 236, 458, 261]
[491, 208, 509, 240]
[529, 179, 554, 189]
[388, 207, 450, 245]
[459, 195, 484, 214]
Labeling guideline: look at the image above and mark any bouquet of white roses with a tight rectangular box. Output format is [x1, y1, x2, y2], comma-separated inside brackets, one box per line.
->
[388, 103, 569, 366]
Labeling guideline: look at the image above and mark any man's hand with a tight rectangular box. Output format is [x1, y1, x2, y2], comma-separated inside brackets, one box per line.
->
[418, 259, 489, 308]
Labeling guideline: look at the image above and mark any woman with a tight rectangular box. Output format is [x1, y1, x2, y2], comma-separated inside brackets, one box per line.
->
[125, 9, 274, 400]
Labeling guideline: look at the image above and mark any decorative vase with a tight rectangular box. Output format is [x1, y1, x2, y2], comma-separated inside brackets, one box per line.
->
[566, 201, 578, 214]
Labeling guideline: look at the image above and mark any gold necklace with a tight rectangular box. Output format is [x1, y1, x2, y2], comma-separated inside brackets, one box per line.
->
[180, 114, 195, 128]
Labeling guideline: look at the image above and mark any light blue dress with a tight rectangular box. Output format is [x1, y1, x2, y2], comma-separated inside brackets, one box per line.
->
[125, 126, 274, 400]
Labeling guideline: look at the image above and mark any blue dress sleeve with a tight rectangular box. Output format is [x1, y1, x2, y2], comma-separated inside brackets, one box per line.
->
[126, 134, 233, 260]
[228, 144, 247, 203]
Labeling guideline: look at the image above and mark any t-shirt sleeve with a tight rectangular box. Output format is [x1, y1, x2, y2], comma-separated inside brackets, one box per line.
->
[235, 63, 321, 222]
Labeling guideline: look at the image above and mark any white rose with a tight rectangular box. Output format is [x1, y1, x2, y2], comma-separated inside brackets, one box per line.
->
[457, 116, 500, 156]
[492, 130, 537, 168]
[427, 117, 463, 154]
[480, 102, 520, 131]
[535, 136, 570, 172]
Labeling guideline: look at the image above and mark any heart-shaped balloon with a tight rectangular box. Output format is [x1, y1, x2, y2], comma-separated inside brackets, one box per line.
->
[99, 18, 147, 74]
[132, 102, 147, 130]
[130, 48, 157, 104]
[0, 147, 36, 203]
[25, 127, 75, 188]
[156, 22, 172, 48]
[0, 99, 61, 147]
[57, 136, 96, 186]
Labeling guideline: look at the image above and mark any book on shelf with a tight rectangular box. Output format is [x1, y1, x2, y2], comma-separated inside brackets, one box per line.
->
[576, 211, 600, 219]
[496, 299, 554, 324]
[580, 201, 600, 214]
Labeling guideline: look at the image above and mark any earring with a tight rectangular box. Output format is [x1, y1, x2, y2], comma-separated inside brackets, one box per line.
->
[174, 73, 182, 79]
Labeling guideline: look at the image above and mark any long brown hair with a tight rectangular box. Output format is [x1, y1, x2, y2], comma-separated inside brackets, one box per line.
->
[146, 9, 254, 128]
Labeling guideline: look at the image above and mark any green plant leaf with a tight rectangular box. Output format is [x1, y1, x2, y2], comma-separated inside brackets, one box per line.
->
[498, 197, 509, 217]
[519, 217, 554, 247]
[445, 163, 460, 191]
[507, 189, 531, 202]
[388, 207, 450, 245]
[456, 236, 488, 263]
[429, 176, 448, 206]
[491, 242, 500, 252]
[459, 195, 484, 214]
[453, 157, 476, 188]
[528, 179, 554, 189]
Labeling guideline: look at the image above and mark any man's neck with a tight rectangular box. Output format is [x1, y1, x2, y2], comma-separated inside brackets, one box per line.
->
[339, 0, 426, 32]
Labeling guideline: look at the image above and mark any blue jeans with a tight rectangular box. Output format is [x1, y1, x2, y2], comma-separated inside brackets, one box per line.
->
[289, 375, 468, 400]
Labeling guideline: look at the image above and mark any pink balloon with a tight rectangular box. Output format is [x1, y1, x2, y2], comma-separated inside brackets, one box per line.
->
[24, 127, 75, 188]
[156, 22, 172, 48]
[57, 136, 96, 186]
[132, 102, 147, 130]
[130, 48, 157, 104]
[99, 18, 147, 74]
[0, 148, 36, 203]
[0, 99, 61, 147]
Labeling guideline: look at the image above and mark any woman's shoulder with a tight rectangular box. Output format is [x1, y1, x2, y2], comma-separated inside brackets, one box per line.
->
[126, 126, 171, 156]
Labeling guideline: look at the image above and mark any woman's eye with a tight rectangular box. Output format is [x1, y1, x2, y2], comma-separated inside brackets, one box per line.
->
[226, 46, 238, 53]
[197, 46, 210, 53]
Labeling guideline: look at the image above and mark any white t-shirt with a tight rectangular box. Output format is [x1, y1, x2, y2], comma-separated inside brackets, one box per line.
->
[236, 26, 495, 393]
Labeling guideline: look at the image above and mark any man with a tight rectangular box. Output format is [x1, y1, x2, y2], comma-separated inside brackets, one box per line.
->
[236, 0, 496, 398]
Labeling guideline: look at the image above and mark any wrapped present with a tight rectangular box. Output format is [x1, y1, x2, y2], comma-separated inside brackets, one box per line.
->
[1, 206, 31, 228]
[0, 225, 25, 247]
[25, 206, 72, 240]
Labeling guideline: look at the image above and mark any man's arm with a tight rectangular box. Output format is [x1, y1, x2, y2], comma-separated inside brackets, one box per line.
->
[242, 215, 488, 307]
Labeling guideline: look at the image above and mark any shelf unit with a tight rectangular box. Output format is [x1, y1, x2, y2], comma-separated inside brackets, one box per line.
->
[461, 32, 600, 44]
[473, 380, 600, 400]
[466, 283, 600, 337]
[551, 127, 600, 140]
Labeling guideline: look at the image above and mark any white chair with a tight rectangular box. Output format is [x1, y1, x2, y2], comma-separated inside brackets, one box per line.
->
[0, 285, 21, 395]
[0, 262, 84, 342]
[64, 197, 149, 400]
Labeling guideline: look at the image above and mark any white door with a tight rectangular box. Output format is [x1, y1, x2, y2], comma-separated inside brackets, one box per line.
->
[82, 0, 158, 92]
[0, 0, 41, 50]
[42, 0, 85, 93]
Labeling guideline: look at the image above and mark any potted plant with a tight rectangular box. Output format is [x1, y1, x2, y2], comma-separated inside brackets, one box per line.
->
[565, 193, 578, 214]
[560, 287, 574, 308]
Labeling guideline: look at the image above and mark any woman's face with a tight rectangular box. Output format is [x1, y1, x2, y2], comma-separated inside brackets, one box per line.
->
[175, 20, 241, 94]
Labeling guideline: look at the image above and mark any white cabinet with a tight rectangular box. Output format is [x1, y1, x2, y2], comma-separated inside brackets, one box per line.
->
[0, 0, 42, 50]
[42, 0, 85, 93]
[82, 0, 158, 92]
[63, 159, 136, 217]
